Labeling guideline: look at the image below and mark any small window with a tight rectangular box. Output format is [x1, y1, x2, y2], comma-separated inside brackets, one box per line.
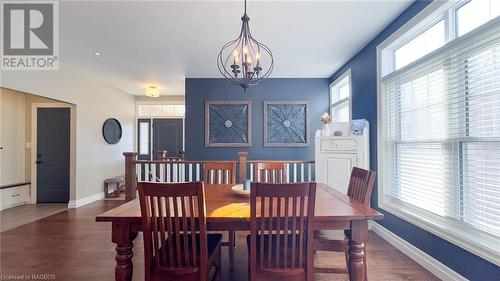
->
[137, 104, 185, 117]
[138, 120, 150, 156]
[330, 70, 351, 122]
[174, 105, 185, 116]
[162, 105, 175, 116]
[457, 0, 500, 36]
[394, 19, 445, 70]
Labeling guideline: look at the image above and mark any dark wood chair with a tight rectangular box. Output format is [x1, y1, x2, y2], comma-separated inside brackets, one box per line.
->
[313, 167, 376, 278]
[248, 182, 317, 281]
[203, 162, 237, 185]
[253, 162, 287, 183]
[202, 161, 237, 270]
[138, 181, 222, 281]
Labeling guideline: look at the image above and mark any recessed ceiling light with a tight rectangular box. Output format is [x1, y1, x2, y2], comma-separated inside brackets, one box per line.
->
[92, 51, 102, 56]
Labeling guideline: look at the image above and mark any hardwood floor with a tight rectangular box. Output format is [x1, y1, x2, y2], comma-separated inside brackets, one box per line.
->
[0, 200, 439, 281]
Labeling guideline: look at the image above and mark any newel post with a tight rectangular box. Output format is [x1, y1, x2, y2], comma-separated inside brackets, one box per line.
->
[238, 152, 248, 183]
[123, 152, 138, 202]
[156, 150, 167, 160]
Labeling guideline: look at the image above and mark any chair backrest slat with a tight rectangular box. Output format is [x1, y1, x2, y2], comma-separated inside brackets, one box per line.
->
[259, 197, 266, 268]
[203, 161, 237, 184]
[298, 196, 305, 267]
[249, 182, 316, 280]
[283, 197, 289, 269]
[254, 162, 287, 183]
[138, 181, 208, 279]
[267, 196, 273, 268]
[189, 196, 197, 266]
[291, 196, 297, 269]
[150, 196, 160, 267]
[347, 167, 376, 205]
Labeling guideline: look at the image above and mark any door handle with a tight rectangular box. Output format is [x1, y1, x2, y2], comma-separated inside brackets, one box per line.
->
[36, 160, 42, 164]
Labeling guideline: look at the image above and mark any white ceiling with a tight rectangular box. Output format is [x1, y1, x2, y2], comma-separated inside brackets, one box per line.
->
[59, 0, 412, 96]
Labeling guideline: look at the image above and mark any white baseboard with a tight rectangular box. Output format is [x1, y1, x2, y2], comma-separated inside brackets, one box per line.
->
[67, 192, 104, 208]
[369, 221, 468, 281]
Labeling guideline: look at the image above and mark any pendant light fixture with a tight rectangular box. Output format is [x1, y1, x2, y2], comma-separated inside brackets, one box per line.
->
[145, 85, 160, 97]
[217, 0, 274, 90]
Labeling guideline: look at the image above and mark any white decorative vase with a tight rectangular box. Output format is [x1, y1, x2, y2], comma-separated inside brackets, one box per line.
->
[321, 123, 332, 137]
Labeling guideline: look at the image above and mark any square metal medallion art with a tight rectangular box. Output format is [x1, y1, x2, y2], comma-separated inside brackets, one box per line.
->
[264, 101, 310, 147]
[205, 101, 252, 147]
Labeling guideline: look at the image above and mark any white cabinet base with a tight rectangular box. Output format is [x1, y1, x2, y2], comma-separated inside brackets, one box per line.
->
[315, 122, 369, 194]
[0, 184, 30, 210]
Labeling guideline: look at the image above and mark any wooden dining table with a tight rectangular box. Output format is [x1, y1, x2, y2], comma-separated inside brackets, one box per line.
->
[96, 183, 383, 281]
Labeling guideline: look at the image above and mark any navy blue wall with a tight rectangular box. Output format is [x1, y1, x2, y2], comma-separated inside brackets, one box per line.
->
[185, 78, 329, 161]
[330, 1, 499, 280]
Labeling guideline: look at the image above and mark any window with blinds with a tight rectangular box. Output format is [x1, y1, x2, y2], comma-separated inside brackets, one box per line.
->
[330, 69, 351, 122]
[381, 20, 500, 237]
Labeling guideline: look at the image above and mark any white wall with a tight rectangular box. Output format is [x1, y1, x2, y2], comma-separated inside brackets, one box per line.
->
[0, 91, 26, 185]
[0, 69, 135, 202]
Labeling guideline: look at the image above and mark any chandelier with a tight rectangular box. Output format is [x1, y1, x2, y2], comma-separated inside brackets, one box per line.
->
[217, 0, 274, 90]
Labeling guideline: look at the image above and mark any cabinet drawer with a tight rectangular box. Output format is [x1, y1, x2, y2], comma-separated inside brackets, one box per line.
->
[1, 185, 29, 209]
[320, 139, 358, 151]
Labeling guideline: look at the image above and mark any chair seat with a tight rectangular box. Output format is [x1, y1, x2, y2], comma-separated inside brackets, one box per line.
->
[158, 233, 222, 267]
[246, 234, 306, 268]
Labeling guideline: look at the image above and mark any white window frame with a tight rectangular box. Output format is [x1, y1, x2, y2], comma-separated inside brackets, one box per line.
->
[329, 69, 352, 122]
[377, 0, 500, 266]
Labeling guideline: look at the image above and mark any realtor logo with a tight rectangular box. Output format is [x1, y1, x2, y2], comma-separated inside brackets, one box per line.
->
[1, 1, 59, 70]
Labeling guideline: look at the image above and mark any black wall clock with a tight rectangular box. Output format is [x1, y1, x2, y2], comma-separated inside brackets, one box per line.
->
[102, 118, 122, 144]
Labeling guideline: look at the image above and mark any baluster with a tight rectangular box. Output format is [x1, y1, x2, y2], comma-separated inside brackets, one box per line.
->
[180, 163, 185, 182]
[166, 163, 171, 182]
[159, 163, 165, 182]
[151, 163, 157, 182]
[308, 163, 312, 181]
[173, 163, 178, 182]
[144, 163, 150, 182]
[196, 163, 200, 181]
[137, 163, 143, 182]
[285, 163, 289, 183]
[188, 163, 193, 182]
[301, 163, 305, 182]
[293, 163, 297, 183]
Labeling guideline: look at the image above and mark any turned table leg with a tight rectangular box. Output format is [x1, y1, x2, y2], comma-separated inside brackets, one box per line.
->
[112, 222, 138, 281]
[349, 220, 368, 281]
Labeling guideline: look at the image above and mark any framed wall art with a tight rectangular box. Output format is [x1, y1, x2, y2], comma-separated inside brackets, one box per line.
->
[205, 101, 252, 147]
[264, 101, 310, 147]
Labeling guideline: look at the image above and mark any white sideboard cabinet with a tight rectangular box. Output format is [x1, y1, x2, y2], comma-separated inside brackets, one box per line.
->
[315, 121, 369, 194]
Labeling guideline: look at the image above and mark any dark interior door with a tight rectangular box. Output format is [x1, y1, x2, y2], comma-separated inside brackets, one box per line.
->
[153, 119, 183, 158]
[37, 108, 70, 203]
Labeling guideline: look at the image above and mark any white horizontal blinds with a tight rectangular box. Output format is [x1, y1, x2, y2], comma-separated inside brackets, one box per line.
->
[382, 21, 500, 236]
[331, 73, 350, 122]
[331, 100, 349, 122]
[462, 142, 500, 235]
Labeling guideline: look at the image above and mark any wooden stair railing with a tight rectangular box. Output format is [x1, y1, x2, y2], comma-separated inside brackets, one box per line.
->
[123, 152, 315, 202]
